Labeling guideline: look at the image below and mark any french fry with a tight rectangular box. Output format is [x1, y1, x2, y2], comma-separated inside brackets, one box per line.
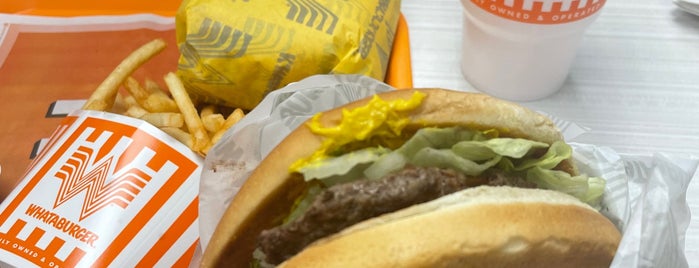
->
[200, 104, 217, 118]
[164, 72, 210, 152]
[111, 93, 128, 114]
[202, 113, 225, 133]
[201, 143, 214, 156]
[200, 104, 222, 132]
[210, 108, 245, 145]
[140, 113, 184, 128]
[122, 96, 148, 118]
[144, 79, 167, 95]
[124, 77, 150, 101]
[143, 79, 180, 112]
[82, 39, 167, 111]
[124, 77, 179, 113]
[222, 108, 245, 130]
[124, 105, 148, 118]
[159, 127, 194, 149]
[123, 94, 141, 108]
[143, 96, 179, 113]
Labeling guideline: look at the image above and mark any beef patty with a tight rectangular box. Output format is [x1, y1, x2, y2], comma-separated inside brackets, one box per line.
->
[257, 166, 530, 265]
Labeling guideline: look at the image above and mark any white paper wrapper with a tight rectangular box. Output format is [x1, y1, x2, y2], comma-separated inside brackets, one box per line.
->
[200, 74, 698, 267]
[675, 0, 699, 16]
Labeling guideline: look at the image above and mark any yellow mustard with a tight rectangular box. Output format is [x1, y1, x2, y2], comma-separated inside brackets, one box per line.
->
[289, 91, 426, 172]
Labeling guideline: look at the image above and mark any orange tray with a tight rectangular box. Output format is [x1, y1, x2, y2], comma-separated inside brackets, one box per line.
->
[0, 0, 182, 17]
[0, 1, 413, 89]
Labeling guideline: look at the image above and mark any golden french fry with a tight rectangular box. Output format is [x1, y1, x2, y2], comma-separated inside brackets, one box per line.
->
[82, 39, 167, 111]
[124, 105, 148, 118]
[143, 79, 179, 112]
[125, 106, 146, 117]
[140, 113, 184, 128]
[124, 77, 179, 113]
[143, 95, 179, 113]
[123, 94, 140, 108]
[159, 127, 194, 149]
[222, 108, 245, 130]
[202, 113, 225, 133]
[144, 79, 165, 94]
[210, 108, 245, 145]
[164, 72, 210, 152]
[200, 104, 217, 118]
[124, 77, 150, 100]
[111, 92, 128, 114]
[201, 143, 213, 155]
[209, 131, 226, 149]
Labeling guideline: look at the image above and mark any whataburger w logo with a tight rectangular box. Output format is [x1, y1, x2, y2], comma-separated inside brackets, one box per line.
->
[42, 116, 196, 222]
[53, 144, 152, 221]
[471, 0, 606, 24]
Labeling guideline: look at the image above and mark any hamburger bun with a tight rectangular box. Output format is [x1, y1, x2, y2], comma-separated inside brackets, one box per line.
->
[201, 88, 615, 267]
[280, 186, 621, 268]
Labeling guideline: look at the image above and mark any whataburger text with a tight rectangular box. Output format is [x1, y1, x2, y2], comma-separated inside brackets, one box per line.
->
[24, 204, 99, 247]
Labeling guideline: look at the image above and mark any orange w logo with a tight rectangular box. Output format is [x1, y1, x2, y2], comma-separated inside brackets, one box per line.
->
[53, 145, 152, 221]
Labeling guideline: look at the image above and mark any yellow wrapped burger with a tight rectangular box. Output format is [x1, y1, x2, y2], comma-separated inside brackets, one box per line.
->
[176, 0, 402, 110]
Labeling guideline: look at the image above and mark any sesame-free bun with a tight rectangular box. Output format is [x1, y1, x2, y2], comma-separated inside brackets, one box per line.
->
[280, 186, 621, 268]
[201, 89, 590, 267]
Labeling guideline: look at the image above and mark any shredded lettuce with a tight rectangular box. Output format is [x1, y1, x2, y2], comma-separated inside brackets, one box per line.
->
[364, 128, 550, 179]
[284, 183, 324, 224]
[458, 138, 549, 159]
[364, 128, 488, 178]
[295, 127, 606, 206]
[515, 141, 572, 171]
[411, 148, 502, 176]
[364, 151, 407, 180]
[526, 167, 606, 205]
[298, 147, 390, 181]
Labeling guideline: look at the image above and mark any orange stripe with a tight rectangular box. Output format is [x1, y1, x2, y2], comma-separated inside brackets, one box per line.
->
[173, 240, 199, 268]
[135, 198, 199, 267]
[7, 219, 26, 236]
[44, 237, 66, 255]
[25, 227, 45, 245]
[63, 247, 87, 267]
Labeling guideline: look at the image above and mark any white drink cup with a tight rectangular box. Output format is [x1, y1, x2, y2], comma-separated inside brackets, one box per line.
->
[460, 0, 606, 101]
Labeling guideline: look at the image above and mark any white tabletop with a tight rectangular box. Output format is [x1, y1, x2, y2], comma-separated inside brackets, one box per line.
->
[401, 0, 699, 265]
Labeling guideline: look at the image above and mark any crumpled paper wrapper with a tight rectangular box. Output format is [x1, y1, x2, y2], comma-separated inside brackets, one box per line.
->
[175, 0, 402, 110]
[200, 75, 699, 267]
[675, 0, 699, 16]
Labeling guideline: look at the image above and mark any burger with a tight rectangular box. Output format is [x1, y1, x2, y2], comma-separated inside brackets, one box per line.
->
[201, 88, 621, 267]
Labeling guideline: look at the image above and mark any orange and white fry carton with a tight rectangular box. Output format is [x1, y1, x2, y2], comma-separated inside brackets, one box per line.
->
[0, 110, 201, 267]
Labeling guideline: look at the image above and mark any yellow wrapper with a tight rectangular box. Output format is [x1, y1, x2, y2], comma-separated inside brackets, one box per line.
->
[175, 0, 402, 110]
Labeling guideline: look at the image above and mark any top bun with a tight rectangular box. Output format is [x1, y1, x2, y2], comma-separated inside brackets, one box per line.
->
[201, 89, 578, 267]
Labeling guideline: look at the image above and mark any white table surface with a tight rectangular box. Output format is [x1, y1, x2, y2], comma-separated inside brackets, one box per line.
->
[401, 0, 699, 265]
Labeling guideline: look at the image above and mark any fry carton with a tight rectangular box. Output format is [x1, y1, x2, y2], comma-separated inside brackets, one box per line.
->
[0, 110, 201, 267]
[176, 0, 402, 110]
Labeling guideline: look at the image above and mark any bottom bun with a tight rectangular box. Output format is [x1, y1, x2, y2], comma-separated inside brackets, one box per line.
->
[279, 186, 621, 268]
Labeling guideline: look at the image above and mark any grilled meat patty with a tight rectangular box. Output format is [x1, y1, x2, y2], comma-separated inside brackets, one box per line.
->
[257, 166, 532, 265]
